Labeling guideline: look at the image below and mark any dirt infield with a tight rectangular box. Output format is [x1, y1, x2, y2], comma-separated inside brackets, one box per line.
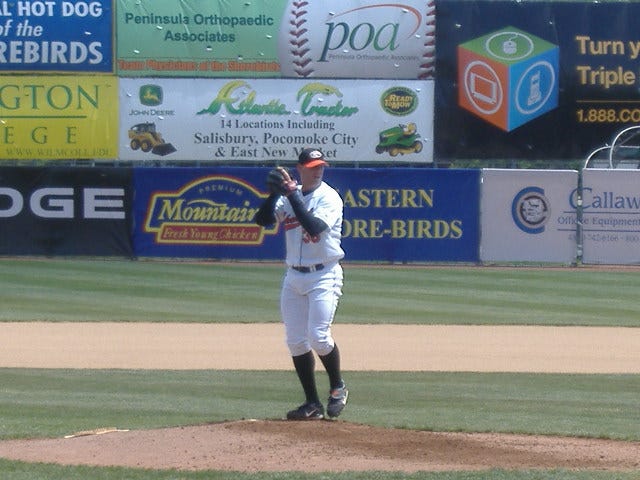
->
[0, 421, 639, 473]
[1, 323, 639, 372]
[0, 322, 638, 473]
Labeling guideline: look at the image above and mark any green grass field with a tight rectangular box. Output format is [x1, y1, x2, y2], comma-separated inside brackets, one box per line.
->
[1, 462, 637, 480]
[1, 369, 638, 441]
[0, 258, 638, 479]
[1, 258, 639, 326]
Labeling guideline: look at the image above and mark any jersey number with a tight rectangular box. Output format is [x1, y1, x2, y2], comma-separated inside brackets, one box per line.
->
[302, 231, 320, 244]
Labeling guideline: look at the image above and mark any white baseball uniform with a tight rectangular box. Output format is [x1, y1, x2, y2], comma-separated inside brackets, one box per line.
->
[273, 181, 345, 357]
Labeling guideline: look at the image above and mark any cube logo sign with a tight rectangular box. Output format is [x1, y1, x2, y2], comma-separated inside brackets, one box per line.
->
[458, 27, 559, 132]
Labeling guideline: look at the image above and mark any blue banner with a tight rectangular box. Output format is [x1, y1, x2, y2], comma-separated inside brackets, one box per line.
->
[133, 167, 284, 260]
[0, 0, 113, 72]
[133, 167, 480, 262]
[331, 168, 480, 262]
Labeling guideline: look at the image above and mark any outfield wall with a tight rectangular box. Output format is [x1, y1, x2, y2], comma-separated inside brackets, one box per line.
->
[2, 165, 640, 264]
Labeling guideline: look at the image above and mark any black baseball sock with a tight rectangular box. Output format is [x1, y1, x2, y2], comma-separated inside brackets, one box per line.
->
[292, 351, 320, 405]
[319, 344, 343, 390]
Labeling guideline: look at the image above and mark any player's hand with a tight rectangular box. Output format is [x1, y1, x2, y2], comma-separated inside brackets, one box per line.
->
[267, 167, 298, 196]
[277, 167, 298, 195]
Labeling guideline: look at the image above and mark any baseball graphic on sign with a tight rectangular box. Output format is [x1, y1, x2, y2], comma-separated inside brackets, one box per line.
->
[278, 0, 436, 79]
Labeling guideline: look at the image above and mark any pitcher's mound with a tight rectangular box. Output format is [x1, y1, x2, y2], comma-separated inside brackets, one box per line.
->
[0, 420, 639, 472]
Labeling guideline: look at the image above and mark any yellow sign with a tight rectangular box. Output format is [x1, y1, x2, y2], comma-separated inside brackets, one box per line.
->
[0, 76, 118, 160]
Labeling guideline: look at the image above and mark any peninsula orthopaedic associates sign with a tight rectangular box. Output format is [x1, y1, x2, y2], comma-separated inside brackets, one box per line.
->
[0, 0, 113, 72]
[119, 78, 433, 163]
[277, 0, 435, 79]
[0, 76, 118, 160]
[116, 0, 435, 79]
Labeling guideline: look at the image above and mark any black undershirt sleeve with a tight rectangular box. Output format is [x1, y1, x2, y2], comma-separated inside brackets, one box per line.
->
[255, 193, 279, 227]
[287, 190, 328, 237]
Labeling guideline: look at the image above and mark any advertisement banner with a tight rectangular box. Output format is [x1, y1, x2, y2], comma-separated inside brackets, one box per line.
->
[119, 78, 433, 164]
[0, 0, 113, 73]
[581, 169, 640, 265]
[116, 0, 435, 79]
[133, 167, 283, 259]
[435, 0, 640, 161]
[133, 167, 480, 262]
[0, 167, 133, 256]
[336, 168, 480, 262]
[0, 76, 119, 160]
[480, 169, 577, 263]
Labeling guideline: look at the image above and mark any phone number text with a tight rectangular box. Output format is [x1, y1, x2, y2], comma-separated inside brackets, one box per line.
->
[576, 107, 640, 124]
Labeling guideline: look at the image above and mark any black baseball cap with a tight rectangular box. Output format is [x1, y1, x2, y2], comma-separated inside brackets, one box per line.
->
[298, 148, 328, 168]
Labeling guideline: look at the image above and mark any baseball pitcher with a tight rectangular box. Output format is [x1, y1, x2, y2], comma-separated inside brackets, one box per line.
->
[256, 148, 348, 420]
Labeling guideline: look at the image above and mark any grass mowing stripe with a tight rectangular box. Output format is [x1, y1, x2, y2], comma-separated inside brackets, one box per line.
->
[1, 460, 638, 480]
[0, 260, 282, 322]
[1, 259, 640, 326]
[344, 267, 640, 325]
[0, 369, 638, 441]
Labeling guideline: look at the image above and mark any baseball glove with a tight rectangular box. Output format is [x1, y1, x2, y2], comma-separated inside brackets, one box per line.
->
[267, 167, 297, 195]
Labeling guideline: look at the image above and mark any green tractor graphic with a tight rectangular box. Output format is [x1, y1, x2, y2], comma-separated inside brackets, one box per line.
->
[375, 123, 423, 157]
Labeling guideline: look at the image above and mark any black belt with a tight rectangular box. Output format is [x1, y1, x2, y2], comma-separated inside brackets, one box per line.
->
[291, 263, 325, 273]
